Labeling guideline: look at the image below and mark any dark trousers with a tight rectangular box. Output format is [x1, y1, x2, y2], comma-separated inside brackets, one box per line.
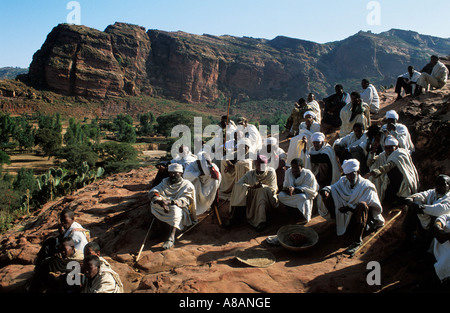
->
[395, 77, 415, 95]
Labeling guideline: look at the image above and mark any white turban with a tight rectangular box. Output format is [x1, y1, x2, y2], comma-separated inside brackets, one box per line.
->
[303, 111, 316, 119]
[197, 151, 212, 175]
[386, 110, 399, 121]
[385, 135, 399, 146]
[311, 132, 325, 142]
[342, 159, 360, 174]
[168, 163, 184, 173]
[265, 137, 278, 146]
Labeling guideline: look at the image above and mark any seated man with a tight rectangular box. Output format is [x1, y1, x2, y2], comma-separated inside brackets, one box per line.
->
[333, 122, 369, 175]
[236, 155, 278, 232]
[171, 144, 198, 169]
[81, 255, 123, 293]
[381, 110, 415, 154]
[149, 163, 197, 250]
[403, 174, 450, 250]
[430, 213, 450, 283]
[304, 132, 341, 189]
[278, 158, 319, 222]
[360, 79, 380, 114]
[365, 136, 419, 206]
[237, 117, 263, 154]
[184, 151, 221, 216]
[339, 91, 371, 138]
[34, 208, 88, 268]
[259, 137, 287, 191]
[30, 238, 84, 293]
[286, 111, 321, 167]
[284, 98, 315, 136]
[321, 84, 351, 134]
[84, 241, 112, 270]
[395, 65, 421, 100]
[415, 55, 449, 95]
[319, 159, 385, 255]
[223, 139, 254, 223]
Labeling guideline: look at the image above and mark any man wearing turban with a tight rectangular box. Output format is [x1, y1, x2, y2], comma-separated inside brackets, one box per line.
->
[149, 163, 197, 249]
[236, 155, 279, 232]
[319, 159, 385, 255]
[365, 135, 419, 205]
[381, 110, 415, 154]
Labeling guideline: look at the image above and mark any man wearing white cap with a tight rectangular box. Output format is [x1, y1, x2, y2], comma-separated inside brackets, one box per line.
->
[306, 93, 322, 122]
[184, 151, 222, 216]
[304, 132, 341, 189]
[236, 154, 278, 232]
[259, 137, 287, 190]
[319, 159, 385, 255]
[286, 111, 321, 167]
[381, 110, 414, 154]
[149, 163, 197, 249]
[365, 135, 419, 205]
[278, 158, 319, 223]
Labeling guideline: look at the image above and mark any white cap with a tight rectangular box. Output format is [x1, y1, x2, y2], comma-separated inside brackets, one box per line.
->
[386, 110, 399, 121]
[311, 132, 325, 142]
[384, 135, 399, 146]
[168, 163, 184, 173]
[303, 111, 316, 119]
[342, 159, 360, 174]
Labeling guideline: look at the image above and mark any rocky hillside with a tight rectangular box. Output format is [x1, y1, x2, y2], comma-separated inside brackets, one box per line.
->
[20, 23, 450, 104]
[0, 83, 449, 294]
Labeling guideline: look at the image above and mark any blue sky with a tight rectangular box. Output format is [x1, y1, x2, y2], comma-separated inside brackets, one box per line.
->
[1, 0, 449, 68]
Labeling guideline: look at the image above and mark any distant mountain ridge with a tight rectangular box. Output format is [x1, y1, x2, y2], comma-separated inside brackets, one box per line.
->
[0, 67, 28, 80]
[17, 23, 450, 103]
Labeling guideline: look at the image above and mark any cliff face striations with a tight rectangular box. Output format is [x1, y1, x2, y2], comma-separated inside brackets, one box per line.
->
[25, 23, 450, 103]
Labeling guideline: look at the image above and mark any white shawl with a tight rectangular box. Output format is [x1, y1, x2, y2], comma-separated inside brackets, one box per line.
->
[431, 214, 450, 282]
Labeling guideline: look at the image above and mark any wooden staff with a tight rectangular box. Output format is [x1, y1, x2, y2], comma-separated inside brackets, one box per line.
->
[135, 217, 155, 262]
[350, 209, 403, 258]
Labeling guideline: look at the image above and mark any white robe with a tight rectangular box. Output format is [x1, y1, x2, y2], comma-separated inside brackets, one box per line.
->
[431, 214, 450, 282]
[339, 102, 371, 138]
[407, 189, 450, 230]
[63, 222, 89, 252]
[286, 122, 321, 167]
[278, 168, 319, 222]
[306, 100, 322, 122]
[333, 131, 368, 156]
[319, 175, 385, 236]
[241, 124, 263, 154]
[368, 148, 419, 202]
[81, 266, 124, 293]
[381, 123, 415, 154]
[360, 84, 380, 113]
[149, 178, 196, 230]
[184, 161, 221, 215]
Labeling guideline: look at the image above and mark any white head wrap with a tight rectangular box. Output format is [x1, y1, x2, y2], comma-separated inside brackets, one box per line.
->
[303, 111, 316, 119]
[168, 163, 184, 173]
[197, 151, 212, 175]
[311, 132, 325, 142]
[386, 110, 399, 121]
[342, 159, 360, 174]
[384, 135, 399, 146]
[265, 137, 278, 146]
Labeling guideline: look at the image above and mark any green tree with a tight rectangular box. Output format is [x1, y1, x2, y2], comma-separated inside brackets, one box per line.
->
[54, 144, 99, 170]
[156, 110, 216, 137]
[137, 112, 156, 136]
[95, 142, 139, 174]
[13, 116, 35, 151]
[13, 167, 37, 195]
[35, 128, 62, 158]
[0, 113, 17, 151]
[64, 118, 88, 146]
[113, 114, 136, 143]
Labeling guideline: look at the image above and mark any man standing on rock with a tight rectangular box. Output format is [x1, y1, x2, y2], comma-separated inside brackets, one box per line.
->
[149, 163, 197, 249]
[321, 84, 351, 135]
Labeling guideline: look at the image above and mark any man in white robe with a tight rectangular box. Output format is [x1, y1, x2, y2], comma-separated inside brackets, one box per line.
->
[360, 79, 380, 114]
[237, 117, 263, 154]
[149, 163, 197, 249]
[237, 155, 278, 232]
[415, 55, 448, 95]
[278, 158, 319, 222]
[171, 145, 198, 169]
[319, 159, 385, 255]
[403, 174, 450, 251]
[430, 213, 450, 282]
[339, 91, 371, 138]
[184, 151, 221, 216]
[333, 122, 369, 175]
[259, 137, 287, 191]
[81, 255, 124, 293]
[365, 136, 419, 205]
[381, 110, 415, 154]
[286, 111, 321, 167]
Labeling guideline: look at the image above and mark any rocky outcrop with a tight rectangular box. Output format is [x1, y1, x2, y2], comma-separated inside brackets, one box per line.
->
[23, 23, 450, 103]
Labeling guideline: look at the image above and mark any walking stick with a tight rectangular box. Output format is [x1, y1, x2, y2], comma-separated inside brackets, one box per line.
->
[135, 217, 155, 262]
[226, 98, 231, 125]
